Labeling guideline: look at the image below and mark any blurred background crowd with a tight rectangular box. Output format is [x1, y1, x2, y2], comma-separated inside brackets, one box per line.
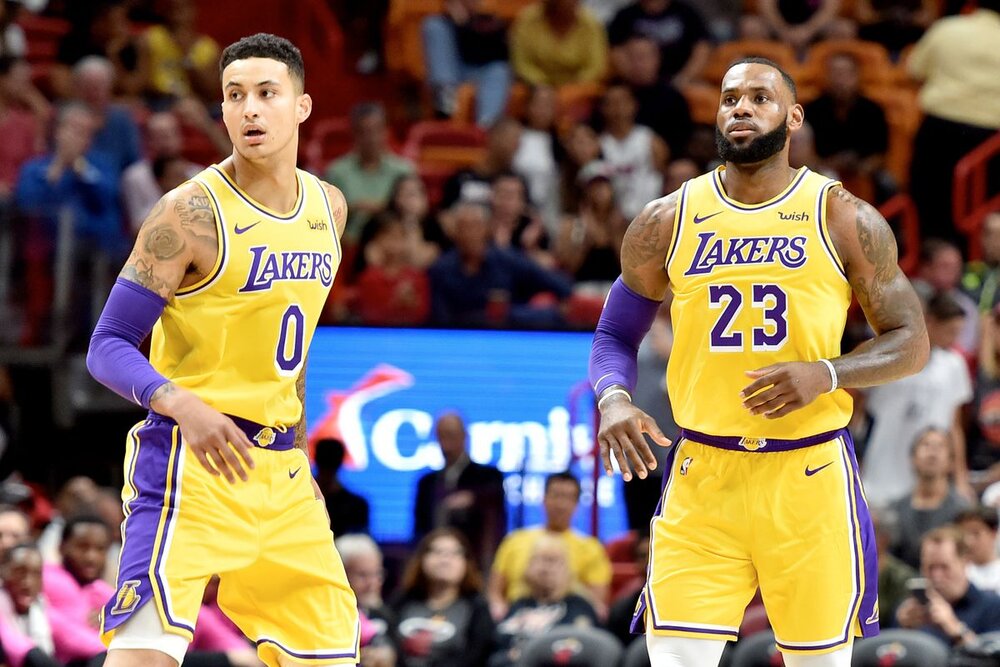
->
[0, 0, 995, 665]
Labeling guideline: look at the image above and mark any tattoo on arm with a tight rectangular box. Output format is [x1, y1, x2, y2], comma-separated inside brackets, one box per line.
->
[144, 224, 186, 260]
[619, 195, 675, 299]
[174, 194, 216, 244]
[295, 357, 308, 454]
[149, 382, 176, 408]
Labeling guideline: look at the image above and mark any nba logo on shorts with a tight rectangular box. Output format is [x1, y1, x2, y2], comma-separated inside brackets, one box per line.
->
[680, 457, 693, 475]
[110, 580, 141, 615]
[739, 437, 767, 451]
[254, 427, 276, 447]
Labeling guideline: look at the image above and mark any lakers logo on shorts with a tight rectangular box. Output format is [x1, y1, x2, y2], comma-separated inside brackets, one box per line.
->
[865, 604, 879, 625]
[110, 580, 141, 615]
[254, 427, 276, 447]
[739, 437, 767, 451]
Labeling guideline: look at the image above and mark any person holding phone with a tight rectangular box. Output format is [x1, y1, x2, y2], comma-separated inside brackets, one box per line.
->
[895, 526, 1000, 646]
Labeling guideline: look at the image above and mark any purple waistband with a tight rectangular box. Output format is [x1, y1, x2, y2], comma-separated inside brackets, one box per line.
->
[147, 412, 297, 451]
[679, 427, 848, 452]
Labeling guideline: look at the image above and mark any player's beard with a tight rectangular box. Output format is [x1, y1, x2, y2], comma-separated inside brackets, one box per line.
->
[715, 122, 788, 165]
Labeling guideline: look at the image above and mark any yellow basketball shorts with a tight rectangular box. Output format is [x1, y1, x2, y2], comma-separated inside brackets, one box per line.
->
[632, 427, 879, 655]
[100, 414, 360, 666]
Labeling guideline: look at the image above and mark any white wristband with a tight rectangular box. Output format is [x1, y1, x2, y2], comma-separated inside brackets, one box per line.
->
[597, 388, 632, 410]
[818, 358, 838, 393]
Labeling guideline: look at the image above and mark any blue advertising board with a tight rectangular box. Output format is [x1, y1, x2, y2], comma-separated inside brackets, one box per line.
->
[305, 327, 627, 543]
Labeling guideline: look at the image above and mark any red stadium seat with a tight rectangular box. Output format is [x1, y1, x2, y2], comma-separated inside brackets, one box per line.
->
[402, 121, 487, 171]
[305, 117, 353, 175]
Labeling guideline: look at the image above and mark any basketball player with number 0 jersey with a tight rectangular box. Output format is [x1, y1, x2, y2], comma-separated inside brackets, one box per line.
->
[87, 34, 359, 667]
[588, 57, 929, 667]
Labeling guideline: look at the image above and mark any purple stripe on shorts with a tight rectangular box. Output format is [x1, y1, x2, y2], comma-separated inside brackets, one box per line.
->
[103, 418, 193, 635]
[650, 623, 739, 638]
[837, 441, 863, 645]
[680, 427, 848, 452]
[256, 625, 360, 661]
[842, 431, 880, 637]
[152, 427, 195, 634]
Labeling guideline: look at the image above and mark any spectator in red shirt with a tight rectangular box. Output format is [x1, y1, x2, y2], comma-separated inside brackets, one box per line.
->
[356, 213, 432, 326]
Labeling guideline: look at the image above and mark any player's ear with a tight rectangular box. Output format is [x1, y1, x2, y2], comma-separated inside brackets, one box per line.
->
[296, 93, 312, 124]
[787, 103, 804, 131]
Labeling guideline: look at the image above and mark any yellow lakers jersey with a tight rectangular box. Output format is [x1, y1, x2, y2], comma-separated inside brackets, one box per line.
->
[665, 166, 853, 439]
[150, 165, 341, 428]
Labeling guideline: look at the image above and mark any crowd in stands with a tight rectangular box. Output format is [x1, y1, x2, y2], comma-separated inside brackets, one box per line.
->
[0, 0, 995, 664]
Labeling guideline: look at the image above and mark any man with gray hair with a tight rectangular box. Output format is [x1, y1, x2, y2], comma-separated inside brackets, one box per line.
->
[335, 534, 397, 667]
[428, 199, 573, 327]
[71, 55, 141, 173]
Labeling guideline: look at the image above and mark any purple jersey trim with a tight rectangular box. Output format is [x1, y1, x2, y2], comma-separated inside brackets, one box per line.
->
[712, 167, 809, 211]
[147, 411, 297, 450]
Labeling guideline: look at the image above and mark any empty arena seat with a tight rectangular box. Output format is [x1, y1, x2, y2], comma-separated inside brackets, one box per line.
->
[304, 117, 353, 174]
[729, 630, 784, 667]
[851, 629, 950, 667]
[519, 625, 624, 667]
[402, 120, 487, 171]
[702, 40, 800, 87]
[622, 636, 650, 667]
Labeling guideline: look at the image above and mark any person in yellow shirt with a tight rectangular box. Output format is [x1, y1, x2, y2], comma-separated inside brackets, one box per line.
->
[510, 0, 608, 87]
[142, 0, 220, 110]
[487, 471, 612, 620]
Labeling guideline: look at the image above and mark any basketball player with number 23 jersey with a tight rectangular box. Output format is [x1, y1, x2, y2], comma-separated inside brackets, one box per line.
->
[589, 57, 930, 667]
[87, 34, 359, 667]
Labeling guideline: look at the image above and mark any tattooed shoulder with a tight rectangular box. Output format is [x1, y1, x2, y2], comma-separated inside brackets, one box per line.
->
[320, 181, 347, 233]
[173, 185, 217, 243]
[621, 191, 678, 270]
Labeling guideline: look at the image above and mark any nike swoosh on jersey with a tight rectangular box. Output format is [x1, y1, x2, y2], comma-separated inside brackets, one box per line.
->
[289, 467, 302, 479]
[804, 461, 834, 476]
[234, 221, 262, 234]
[693, 211, 722, 224]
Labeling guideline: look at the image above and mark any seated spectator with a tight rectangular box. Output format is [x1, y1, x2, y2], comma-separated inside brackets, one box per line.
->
[354, 213, 432, 326]
[392, 528, 495, 667]
[0, 58, 40, 203]
[42, 515, 112, 630]
[72, 56, 142, 174]
[911, 239, 979, 356]
[488, 471, 611, 621]
[559, 122, 603, 212]
[856, 0, 937, 55]
[385, 174, 447, 266]
[413, 412, 506, 572]
[871, 506, 918, 625]
[605, 529, 649, 647]
[140, 0, 220, 111]
[428, 201, 573, 328]
[53, 0, 142, 99]
[598, 82, 667, 219]
[121, 111, 202, 233]
[957, 506, 1000, 595]
[35, 477, 100, 566]
[555, 162, 626, 284]
[663, 157, 699, 194]
[0, 543, 105, 664]
[896, 526, 1000, 645]
[805, 52, 893, 203]
[441, 117, 522, 212]
[325, 102, 415, 242]
[889, 428, 971, 569]
[864, 292, 974, 506]
[961, 210, 1000, 314]
[337, 534, 398, 666]
[512, 85, 562, 228]
[0, 506, 29, 560]
[613, 35, 692, 160]
[744, 0, 856, 52]
[489, 534, 598, 667]
[422, 0, 511, 126]
[607, 0, 711, 86]
[971, 302, 1000, 493]
[314, 438, 370, 535]
[510, 0, 608, 87]
[489, 172, 552, 268]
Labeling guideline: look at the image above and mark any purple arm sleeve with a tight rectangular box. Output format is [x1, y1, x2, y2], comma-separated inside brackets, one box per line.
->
[588, 277, 662, 396]
[86, 278, 170, 409]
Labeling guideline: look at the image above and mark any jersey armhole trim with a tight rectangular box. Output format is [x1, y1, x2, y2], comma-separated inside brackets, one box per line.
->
[175, 179, 228, 298]
[664, 182, 689, 277]
[311, 174, 343, 264]
[817, 180, 849, 283]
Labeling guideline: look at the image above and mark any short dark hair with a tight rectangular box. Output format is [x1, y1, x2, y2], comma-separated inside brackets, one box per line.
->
[314, 438, 347, 472]
[926, 291, 966, 321]
[61, 514, 109, 545]
[350, 102, 385, 130]
[220, 33, 304, 91]
[727, 56, 797, 102]
[919, 237, 959, 265]
[545, 471, 581, 496]
[955, 505, 999, 532]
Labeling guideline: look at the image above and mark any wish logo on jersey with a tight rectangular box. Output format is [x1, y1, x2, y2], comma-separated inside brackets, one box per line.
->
[239, 245, 335, 292]
[684, 231, 808, 276]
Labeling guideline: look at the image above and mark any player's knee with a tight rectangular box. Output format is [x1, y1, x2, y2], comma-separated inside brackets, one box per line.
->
[104, 648, 180, 667]
[781, 643, 853, 667]
[646, 634, 727, 667]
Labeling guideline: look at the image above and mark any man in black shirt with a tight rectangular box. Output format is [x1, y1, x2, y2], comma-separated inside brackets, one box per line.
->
[607, 0, 711, 85]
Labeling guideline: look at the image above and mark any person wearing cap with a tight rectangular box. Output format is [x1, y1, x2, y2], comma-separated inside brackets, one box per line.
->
[555, 160, 627, 285]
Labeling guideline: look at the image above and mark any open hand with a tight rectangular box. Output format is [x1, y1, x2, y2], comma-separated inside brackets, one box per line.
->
[597, 395, 671, 482]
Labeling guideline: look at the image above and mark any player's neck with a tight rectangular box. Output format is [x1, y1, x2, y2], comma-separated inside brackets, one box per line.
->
[225, 152, 299, 214]
[721, 159, 798, 205]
